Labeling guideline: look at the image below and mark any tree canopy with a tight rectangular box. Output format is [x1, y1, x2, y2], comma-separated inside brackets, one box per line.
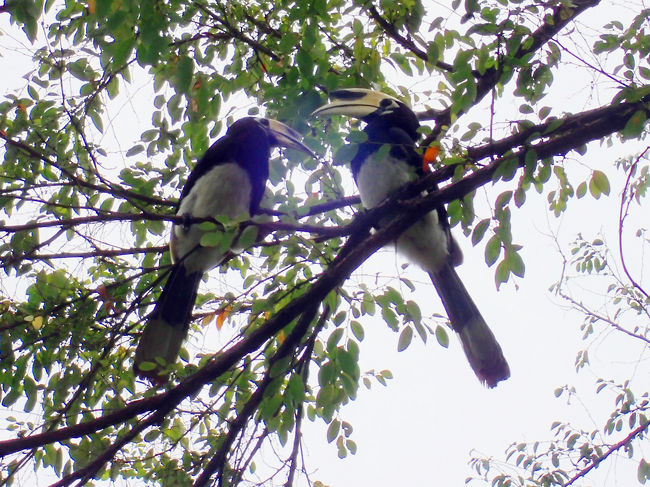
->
[0, 0, 648, 486]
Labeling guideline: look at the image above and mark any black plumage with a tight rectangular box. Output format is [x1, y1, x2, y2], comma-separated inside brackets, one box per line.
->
[312, 89, 509, 387]
[134, 117, 314, 382]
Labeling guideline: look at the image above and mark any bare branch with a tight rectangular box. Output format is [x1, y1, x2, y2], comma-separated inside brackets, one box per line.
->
[618, 147, 650, 300]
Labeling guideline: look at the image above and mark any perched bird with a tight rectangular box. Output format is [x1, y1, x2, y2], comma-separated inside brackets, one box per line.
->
[134, 117, 315, 382]
[312, 88, 509, 387]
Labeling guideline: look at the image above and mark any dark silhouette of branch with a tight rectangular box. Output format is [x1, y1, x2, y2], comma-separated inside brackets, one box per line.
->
[0, 132, 172, 208]
[0, 91, 646, 478]
[467, 96, 650, 163]
[421, 0, 601, 145]
[365, 4, 455, 74]
[284, 313, 321, 487]
[194, 304, 325, 487]
[194, 1, 280, 61]
[49, 410, 164, 487]
[21, 245, 167, 261]
[298, 195, 361, 217]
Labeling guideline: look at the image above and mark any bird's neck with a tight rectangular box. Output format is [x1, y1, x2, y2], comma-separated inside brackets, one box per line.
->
[350, 118, 420, 178]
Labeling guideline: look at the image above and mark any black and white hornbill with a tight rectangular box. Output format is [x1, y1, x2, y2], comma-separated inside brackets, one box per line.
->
[134, 117, 315, 382]
[312, 88, 510, 387]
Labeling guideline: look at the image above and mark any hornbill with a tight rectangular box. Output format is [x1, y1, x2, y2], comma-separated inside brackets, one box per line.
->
[134, 117, 315, 382]
[312, 89, 510, 387]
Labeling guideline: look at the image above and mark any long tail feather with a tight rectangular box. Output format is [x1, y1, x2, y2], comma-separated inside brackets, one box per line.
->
[134, 264, 202, 382]
[429, 264, 510, 387]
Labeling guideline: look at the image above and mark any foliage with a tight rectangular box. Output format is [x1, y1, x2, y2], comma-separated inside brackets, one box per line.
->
[470, 151, 650, 486]
[0, 0, 648, 485]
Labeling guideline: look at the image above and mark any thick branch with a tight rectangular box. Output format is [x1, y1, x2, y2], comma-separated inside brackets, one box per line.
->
[467, 96, 650, 163]
[421, 0, 601, 145]
[0, 91, 645, 463]
[366, 4, 455, 73]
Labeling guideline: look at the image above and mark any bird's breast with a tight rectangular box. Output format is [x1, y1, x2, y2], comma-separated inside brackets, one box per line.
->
[356, 154, 417, 208]
[355, 152, 450, 271]
[171, 162, 252, 272]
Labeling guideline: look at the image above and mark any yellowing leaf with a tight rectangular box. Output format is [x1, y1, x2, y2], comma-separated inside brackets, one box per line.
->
[87, 0, 96, 14]
[277, 329, 286, 344]
[31, 316, 44, 331]
[201, 312, 215, 327]
[216, 306, 231, 330]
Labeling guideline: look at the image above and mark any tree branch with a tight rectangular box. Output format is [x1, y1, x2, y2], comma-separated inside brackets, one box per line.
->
[618, 146, 650, 300]
[194, 304, 325, 487]
[421, 0, 601, 146]
[0, 132, 172, 208]
[365, 4, 455, 73]
[562, 420, 649, 486]
[0, 91, 645, 468]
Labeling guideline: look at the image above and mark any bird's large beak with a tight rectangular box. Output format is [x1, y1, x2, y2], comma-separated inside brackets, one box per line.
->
[311, 88, 402, 119]
[265, 119, 316, 158]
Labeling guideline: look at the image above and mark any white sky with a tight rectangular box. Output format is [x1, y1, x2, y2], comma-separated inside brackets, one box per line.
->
[0, 2, 648, 486]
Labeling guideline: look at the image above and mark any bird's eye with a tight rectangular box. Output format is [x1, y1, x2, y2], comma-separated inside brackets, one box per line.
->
[380, 98, 392, 107]
[259, 119, 270, 127]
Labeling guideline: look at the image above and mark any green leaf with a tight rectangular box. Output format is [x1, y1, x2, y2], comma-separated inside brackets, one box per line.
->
[621, 110, 647, 139]
[361, 293, 375, 315]
[89, 111, 104, 133]
[485, 234, 501, 266]
[471, 218, 490, 246]
[326, 420, 340, 443]
[397, 326, 413, 352]
[495, 260, 510, 287]
[589, 170, 610, 199]
[435, 325, 449, 348]
[173, 55, 194, 94]
[350, 321, 364, 341]
[237, 225, 259, 249]
[327, 328, 344, 351]
[334, 144, 358, 165]
[125, 145, 145, 157]
[495, 191, 512, 209]
[508, 251, 525, 277]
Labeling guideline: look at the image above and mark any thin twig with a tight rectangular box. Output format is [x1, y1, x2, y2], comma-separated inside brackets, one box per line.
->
[618, 147, 650, 300]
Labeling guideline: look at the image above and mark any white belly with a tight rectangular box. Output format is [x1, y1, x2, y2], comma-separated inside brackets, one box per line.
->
[356, 154, 449, 271]
[171, 163, 252, 273]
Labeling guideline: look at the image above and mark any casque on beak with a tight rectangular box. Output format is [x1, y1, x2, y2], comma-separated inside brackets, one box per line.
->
[311, 88, 404, 119]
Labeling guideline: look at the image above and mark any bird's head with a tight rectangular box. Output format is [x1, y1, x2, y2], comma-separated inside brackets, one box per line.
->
[227, 117, 315, 158]
[311, 88, 420, 142]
